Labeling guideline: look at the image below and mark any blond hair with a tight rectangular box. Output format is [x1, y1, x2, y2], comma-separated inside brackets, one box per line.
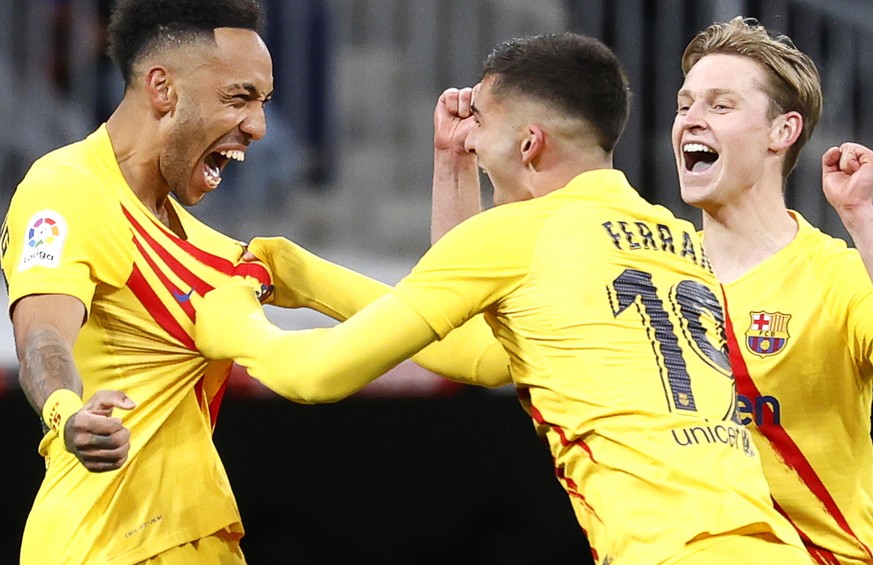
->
[681, 17, 822, 178]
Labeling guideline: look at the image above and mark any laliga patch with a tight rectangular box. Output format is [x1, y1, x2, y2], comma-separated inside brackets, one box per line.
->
[744, 311, 791, 357]
[18, 210, 68, 271]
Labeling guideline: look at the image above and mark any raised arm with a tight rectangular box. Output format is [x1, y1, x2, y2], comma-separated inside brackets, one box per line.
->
[432, 86, 483, 243]
[12, 295, 134, 471]
[823, 143, 873, 280]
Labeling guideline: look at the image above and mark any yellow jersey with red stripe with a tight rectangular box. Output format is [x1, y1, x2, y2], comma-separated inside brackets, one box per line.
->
[1, 125, 273, 565]
[721, 212, 873, 564]
[393, 170, 803, 564]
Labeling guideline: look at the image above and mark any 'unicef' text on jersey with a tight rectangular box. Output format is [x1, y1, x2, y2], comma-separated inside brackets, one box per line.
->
[672, 421, 757, 457]
[602, 220, 712, 272]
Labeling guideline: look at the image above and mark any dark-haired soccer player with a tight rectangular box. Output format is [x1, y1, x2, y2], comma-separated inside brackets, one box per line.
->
[1, 1, 273, 562]
[196, 33, 808, 564]
[2, 1, 511, 560]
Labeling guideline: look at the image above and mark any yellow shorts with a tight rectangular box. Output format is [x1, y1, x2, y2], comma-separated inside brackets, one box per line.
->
[665, 532, 812, 565]
[139, 529, 245, 565]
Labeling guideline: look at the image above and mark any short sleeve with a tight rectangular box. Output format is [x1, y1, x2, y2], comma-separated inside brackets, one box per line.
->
[2, 159, 133, 316]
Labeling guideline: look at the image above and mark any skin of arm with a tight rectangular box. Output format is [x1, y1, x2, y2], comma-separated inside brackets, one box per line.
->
[822, 142, 873, 281]
[431, 86, 484, 243]
[13, 294, 135, 472]
[244, 237, 511, 388]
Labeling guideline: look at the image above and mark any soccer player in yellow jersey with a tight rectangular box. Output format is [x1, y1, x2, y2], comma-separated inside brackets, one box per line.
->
[0, 1, 278, 562]
[672, 18, 873, 563]
[196, 33, 808, 564]
[1, 1, 512, 562]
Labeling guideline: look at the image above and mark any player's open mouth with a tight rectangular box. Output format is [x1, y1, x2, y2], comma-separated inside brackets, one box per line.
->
[683, 142, 718, 173]
[203, 149, 246, 189]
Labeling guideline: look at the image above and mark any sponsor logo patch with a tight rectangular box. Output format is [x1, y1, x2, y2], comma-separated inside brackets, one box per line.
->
[745, 311, 791, 357]
[18, 210, 67, 271]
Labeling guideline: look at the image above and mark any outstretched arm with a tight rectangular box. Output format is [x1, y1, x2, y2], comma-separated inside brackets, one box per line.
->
[196, 280, 446, 403]
[244, 237, 511, 388]
[12, 295, 134, 471]
[823, 143, 873, 280]
[432, 86, 483, 243]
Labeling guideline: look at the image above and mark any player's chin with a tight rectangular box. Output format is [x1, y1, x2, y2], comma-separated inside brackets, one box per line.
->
[175, 187, 209, 207]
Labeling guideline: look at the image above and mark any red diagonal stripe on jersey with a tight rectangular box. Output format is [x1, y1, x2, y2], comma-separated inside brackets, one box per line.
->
[131, 236, 196, 321]
[123, 207, 216, 306]
[724, 304, 871, 558]
[123, 205, 234, 272]
[208, 375, 229, 427]
[193, 377, 227, 428]
[773, 500, 840, 564]
[127, 264, 195, 350]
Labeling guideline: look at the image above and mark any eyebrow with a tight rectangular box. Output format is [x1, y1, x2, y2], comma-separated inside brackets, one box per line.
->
[470, 102, 480, 115]
[230, 83, 273, 102]
[677, 87, 736, 99]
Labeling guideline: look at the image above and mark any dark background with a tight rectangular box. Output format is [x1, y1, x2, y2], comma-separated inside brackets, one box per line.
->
[0, 386, 593, 564]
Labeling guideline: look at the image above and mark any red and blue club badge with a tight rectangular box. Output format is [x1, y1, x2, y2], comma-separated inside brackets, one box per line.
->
[745, 311, 791, 357]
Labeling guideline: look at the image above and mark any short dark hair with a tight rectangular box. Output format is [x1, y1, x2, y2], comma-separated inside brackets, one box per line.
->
[107, 0, 265, 87]
[482, 33, 631, 152]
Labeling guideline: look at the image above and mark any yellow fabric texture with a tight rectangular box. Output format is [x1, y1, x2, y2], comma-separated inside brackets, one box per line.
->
[197, 169, 803, 564]
[2, 126, 274, 564]
[140, 528, 245, 565]
[197, 282, 443, 402]
[244, 237, 511, 387]
[390, 169, 803, 563]
[721, 212, 873, 563]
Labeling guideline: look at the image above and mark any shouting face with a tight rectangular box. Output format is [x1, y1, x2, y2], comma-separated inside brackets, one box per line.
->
[672, 53, 784, 211]
[160, 27, 273, 206]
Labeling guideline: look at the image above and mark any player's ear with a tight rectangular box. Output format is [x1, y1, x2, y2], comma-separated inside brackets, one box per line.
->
[145, 66, 176, 115]
[769, 111, 802, 152]
[521, 125, 545, 166]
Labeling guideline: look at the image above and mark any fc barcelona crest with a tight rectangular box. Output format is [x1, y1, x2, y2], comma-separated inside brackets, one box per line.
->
[745, 311, 791, 357]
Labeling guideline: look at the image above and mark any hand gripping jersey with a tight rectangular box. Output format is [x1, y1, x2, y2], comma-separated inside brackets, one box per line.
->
[392, 170, 802, 564]
[721, 212, 873, 564]
[1, 126, 273, 564]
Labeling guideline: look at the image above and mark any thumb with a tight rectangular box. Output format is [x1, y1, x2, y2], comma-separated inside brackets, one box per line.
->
[822, 146, 841, 172]
[87, 390, 136, 414]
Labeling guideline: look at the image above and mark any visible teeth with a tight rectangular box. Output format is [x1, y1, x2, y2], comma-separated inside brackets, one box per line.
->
[219, 149, 245, 162]
[205, 173, 222, 189]
[683, 143, 714, 153]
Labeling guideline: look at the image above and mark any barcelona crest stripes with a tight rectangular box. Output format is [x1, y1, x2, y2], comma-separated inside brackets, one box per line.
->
[745, 311, 791, 357]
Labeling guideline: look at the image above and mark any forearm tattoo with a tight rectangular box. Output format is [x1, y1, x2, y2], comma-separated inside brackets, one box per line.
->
[19, 328, 82, 419]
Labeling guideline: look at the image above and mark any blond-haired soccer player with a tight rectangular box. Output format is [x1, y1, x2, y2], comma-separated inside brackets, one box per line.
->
[196, 33, 808, 564]
[673, 17, 873, 563]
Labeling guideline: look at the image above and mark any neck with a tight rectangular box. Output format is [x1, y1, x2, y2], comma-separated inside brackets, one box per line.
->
[106, 96, 172, 221]
[700, 184, 797, 283]
[531, 147, 613, 197]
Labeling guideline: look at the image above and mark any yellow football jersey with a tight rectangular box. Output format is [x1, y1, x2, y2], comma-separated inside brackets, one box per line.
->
[393, 170, 802, 564]
[1, 126, 273, 564]
[721, 212, 873, 564]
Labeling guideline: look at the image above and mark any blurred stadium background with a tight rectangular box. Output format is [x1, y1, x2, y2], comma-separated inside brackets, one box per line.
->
[2, 0, 872, 562]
